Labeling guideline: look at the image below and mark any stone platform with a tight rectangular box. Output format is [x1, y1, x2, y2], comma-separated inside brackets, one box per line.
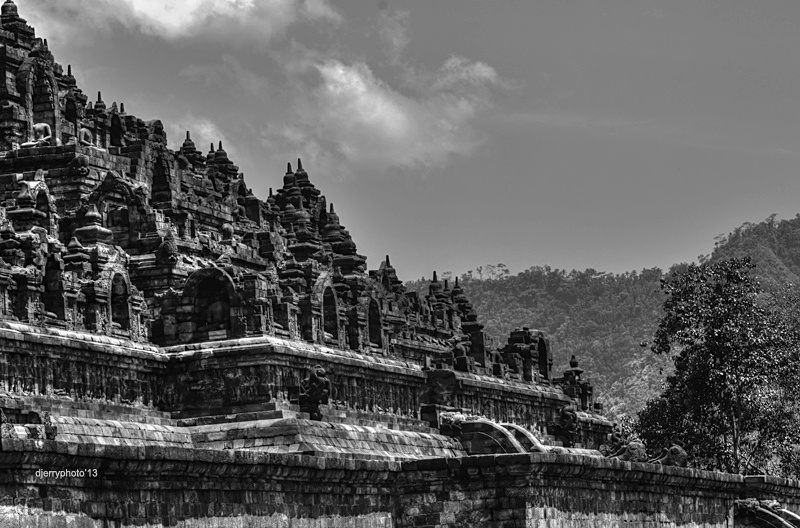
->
[3, 440, 796, 527]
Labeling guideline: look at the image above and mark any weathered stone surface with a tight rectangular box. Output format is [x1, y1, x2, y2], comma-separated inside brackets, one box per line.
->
[0, 0, 610, 447]
[2, 3, 798, 527]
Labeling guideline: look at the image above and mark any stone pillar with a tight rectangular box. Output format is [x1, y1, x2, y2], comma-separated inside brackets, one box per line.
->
[82, 284, 110, 334]
[348, 306, 366, 351]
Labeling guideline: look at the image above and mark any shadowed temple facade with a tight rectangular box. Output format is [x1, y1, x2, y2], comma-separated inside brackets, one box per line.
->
[0, 2, 798, 527]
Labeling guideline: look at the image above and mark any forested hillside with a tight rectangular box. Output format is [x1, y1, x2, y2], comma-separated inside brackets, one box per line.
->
[707, 213, 800, 289]
[405, 214, 800, 419]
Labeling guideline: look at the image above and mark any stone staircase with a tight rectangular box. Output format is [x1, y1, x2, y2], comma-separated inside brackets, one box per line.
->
[1, 397, 464, 461]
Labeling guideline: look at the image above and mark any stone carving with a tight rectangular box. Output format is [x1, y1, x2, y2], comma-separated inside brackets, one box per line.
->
[299, 365, 331, 421]
[0, 409, 14, 438]
[605, 434, 647, 462]
[549, 405, 579, 448]
[614, 436, 648, 462]
[155, 228, 179, 266]
[600, 421, 647, 462]
[68, 154, 90, 177]
[20, 122, 53, 148]
[77, 122, 94, 146]
[648, 440, 689, 467]
[97, 308, 111, 335]
[734, 498, 793, 527]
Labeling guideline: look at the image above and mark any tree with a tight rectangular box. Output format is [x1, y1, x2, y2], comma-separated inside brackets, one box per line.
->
[637, 258, 800, 475]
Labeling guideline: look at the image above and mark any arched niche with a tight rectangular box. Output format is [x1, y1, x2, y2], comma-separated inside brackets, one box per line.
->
[14, 275, 28, 320]
[110, 114, 124, 147]
[181, 267, 243, 339]
[31, 73, 57, 132]
[151, 153, 173, 202]
[35, 188, 49, 215]
[65, 98, 78, 122]
[316, 201, 328, 233]
[110, 273, 130, 330]
[196, 278, 230, 330]
[368, 298, 382, 348]
[322, 287, 338, 343]
[42, 255, 65, 320]
[65, 98, 78, 137]
[17, 57, 61, 136]
[88, 172, 146, 247]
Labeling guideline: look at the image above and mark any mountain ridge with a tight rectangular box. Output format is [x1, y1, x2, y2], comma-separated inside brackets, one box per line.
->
[405, 213, 800, 418]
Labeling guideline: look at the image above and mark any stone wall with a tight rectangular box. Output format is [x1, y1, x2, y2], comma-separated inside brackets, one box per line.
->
[0, 323, 166, 406]
[743, 475, 800, 513]
[4, 437, 789, 528]
[0, 325, 609, 447]
[165, 337, 427, 418]
[0, 438, 398, 528]
[423, 369, 612, 448]
[397, 453, 743, 527]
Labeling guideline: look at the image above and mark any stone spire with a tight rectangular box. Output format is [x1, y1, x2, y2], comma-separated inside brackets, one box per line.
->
[182, 131, 195, 153]
[214, 140, 230, 165]
[283, 162, 295, 188]
[63, 64, 76, 86]
[95, 91, 106, 113]
[1, 0, 17, 16]
[295, 157, 308, 182]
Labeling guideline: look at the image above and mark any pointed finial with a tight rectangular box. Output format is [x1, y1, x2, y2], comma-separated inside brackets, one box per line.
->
[286, 162, 292, 173]
[186, 131, 190, 140]
[210, 143, 214, 152]
[385, 255, 390, 266]
[218, 140, 223, 151]
[297, 157, 303, 171]
[268, 187, 273, 197]
[97, 91, 102, 101]
[120, 102, 125, 113]
[329, 203, 335, 213]
[432, 271, 438, 282]
[1, 1, 18, 17]
[455, 277, 459, 287]
[67, 64, 72, 76]
[67, 236, 84, 250]
[43, 39, 48, 49]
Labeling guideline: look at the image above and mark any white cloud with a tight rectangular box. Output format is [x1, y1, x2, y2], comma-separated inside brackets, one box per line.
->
[301, 0, 343, 26]
[261, 51, 509, 175]
[23, 1, 509, 179]
[433, 56, 506, 93]
[377, 9, 410, 64]
[24, 0, 341, 47]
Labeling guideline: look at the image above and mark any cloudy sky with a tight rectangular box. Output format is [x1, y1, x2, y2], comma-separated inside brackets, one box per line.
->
[22, 0, 800, 281]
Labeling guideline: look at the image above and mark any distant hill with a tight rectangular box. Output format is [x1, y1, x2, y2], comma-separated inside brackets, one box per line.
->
[405, 213, 800, 420]
[707, 213, 800, 289]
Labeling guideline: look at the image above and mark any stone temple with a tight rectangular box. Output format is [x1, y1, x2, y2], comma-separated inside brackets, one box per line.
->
[1, 2, 799, 526]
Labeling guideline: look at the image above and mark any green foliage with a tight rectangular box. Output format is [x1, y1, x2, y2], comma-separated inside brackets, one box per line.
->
[403, 213, 800, 429]
[406, 265, 673, 419]
[709, 213, 800, 289]
[637, 258, 800, 475]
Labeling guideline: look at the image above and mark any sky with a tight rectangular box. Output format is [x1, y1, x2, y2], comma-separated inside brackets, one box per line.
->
[21, 0, 800, 282]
